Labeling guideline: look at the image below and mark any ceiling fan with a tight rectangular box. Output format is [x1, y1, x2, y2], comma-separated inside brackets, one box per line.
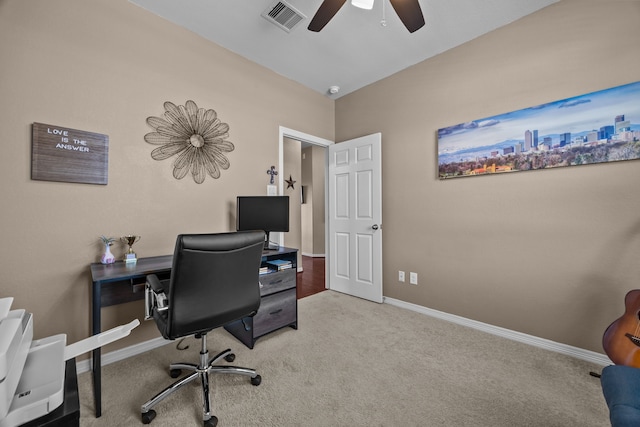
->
[308, 0, 425, 33]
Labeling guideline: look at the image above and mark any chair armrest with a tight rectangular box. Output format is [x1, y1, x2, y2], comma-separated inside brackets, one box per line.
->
[144, 274, 169, 320]
[147, 274, 165, 294]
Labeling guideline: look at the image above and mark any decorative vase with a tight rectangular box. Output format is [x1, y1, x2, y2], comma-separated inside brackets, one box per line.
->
[101, 244, 116, 264]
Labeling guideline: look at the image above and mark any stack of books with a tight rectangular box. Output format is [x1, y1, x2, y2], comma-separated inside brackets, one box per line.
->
[259, 266, 271, 275]
[266, 259, 292, 271]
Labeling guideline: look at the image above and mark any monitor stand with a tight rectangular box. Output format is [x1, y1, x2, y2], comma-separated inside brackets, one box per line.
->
[264, 232, 279, 250]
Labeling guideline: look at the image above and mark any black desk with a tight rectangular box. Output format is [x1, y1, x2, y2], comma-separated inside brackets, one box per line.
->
[89, 255, 172, 417]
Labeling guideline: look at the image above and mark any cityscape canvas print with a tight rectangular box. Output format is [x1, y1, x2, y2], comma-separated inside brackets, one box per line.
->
[438, 81, 640, 179]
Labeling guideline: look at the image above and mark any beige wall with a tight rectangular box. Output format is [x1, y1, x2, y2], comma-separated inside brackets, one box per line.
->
[301, 145, 326, 256]
[301, 147, 314, 255]
[310, 145, 326, 255]
[0, 0, 333, 355]
[336, 0, 640, 353]
[283, 137, 302, 268]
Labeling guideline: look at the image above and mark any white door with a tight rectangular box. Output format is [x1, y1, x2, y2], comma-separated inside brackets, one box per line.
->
[328, 133, 382, 303]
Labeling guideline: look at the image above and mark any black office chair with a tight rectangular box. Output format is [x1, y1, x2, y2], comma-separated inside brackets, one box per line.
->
[141, 231, 265, 427]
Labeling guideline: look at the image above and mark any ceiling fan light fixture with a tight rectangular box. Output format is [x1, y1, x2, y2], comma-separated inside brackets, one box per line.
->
[309, 0, 423, 33]
[351, 0, 374, 10]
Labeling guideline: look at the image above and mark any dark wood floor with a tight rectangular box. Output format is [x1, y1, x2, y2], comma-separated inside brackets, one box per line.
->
[297, 256, 326, 299]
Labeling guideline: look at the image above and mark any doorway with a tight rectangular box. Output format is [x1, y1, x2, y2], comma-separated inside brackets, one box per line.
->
[279, 127, 332, 294]
[280, 129, 384, 303]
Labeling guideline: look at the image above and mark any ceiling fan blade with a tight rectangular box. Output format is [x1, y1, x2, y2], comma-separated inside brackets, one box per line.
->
[308, 0, 347, 32]
[389, 0, 425, 33]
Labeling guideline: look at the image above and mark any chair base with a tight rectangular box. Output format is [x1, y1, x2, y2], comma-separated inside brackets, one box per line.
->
[141, 335, 260, 426]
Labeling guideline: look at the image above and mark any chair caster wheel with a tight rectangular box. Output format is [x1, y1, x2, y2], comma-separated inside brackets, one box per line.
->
[224, 353, 235, 363]
[141, 409, 156, 424]
[204, 415, 218, 426]
[251, 374, 262, 386]
[170, 368, 182, 378]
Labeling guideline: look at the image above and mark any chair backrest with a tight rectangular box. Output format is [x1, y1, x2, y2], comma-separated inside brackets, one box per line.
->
[165, 230, 265, 339]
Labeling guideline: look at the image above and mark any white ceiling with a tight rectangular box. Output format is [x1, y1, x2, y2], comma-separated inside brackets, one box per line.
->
[128, 0, 559, 98]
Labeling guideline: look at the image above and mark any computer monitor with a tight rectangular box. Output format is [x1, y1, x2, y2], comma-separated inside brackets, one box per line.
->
[236, 196, 289, 249]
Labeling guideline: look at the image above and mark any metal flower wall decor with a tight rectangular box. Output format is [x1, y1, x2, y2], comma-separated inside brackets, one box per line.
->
[144, 100, 234, 184]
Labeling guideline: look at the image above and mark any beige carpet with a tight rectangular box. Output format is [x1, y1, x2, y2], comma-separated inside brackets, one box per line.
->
[78, 291, 610, 426]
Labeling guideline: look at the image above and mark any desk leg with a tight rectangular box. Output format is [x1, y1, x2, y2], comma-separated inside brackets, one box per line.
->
[92, 280, 102, 418]
[92, 348, 101, 417]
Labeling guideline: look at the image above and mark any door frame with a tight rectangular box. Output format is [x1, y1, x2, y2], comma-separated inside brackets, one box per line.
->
[278, 126, 333, 286]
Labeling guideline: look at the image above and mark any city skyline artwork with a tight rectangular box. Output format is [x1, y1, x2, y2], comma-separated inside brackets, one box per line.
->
[437, 80, 640, 179]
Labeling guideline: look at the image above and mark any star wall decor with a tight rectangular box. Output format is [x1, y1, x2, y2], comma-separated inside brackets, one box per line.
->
[144, 100, 234, 184]
[285, 175, 296, 189]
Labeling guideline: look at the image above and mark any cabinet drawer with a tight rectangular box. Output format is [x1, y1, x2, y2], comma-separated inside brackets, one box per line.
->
[253, 289, 296, 337]
[259, 269, 296, 297]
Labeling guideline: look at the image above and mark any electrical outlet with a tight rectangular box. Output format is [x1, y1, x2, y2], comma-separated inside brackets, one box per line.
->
[410, 272, 418, 285]
[398, 271, 405, 282]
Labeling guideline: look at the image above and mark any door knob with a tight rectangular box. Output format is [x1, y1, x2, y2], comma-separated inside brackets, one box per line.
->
[372, 224, 380, 230]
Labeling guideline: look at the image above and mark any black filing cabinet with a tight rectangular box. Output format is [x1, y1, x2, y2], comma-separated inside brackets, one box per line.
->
[224, 246, 298, 348]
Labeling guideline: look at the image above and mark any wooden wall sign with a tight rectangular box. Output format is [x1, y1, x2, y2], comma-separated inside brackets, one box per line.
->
[31, 122, 109, 185]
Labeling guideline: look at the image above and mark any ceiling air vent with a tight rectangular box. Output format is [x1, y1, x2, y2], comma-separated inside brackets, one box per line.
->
[261, 1, 306, 33]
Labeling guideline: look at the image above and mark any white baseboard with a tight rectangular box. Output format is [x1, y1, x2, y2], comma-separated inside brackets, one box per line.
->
[383, 296, 612, 367]
[75, 336, 169, 374]
[76, 297, 611, 375]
